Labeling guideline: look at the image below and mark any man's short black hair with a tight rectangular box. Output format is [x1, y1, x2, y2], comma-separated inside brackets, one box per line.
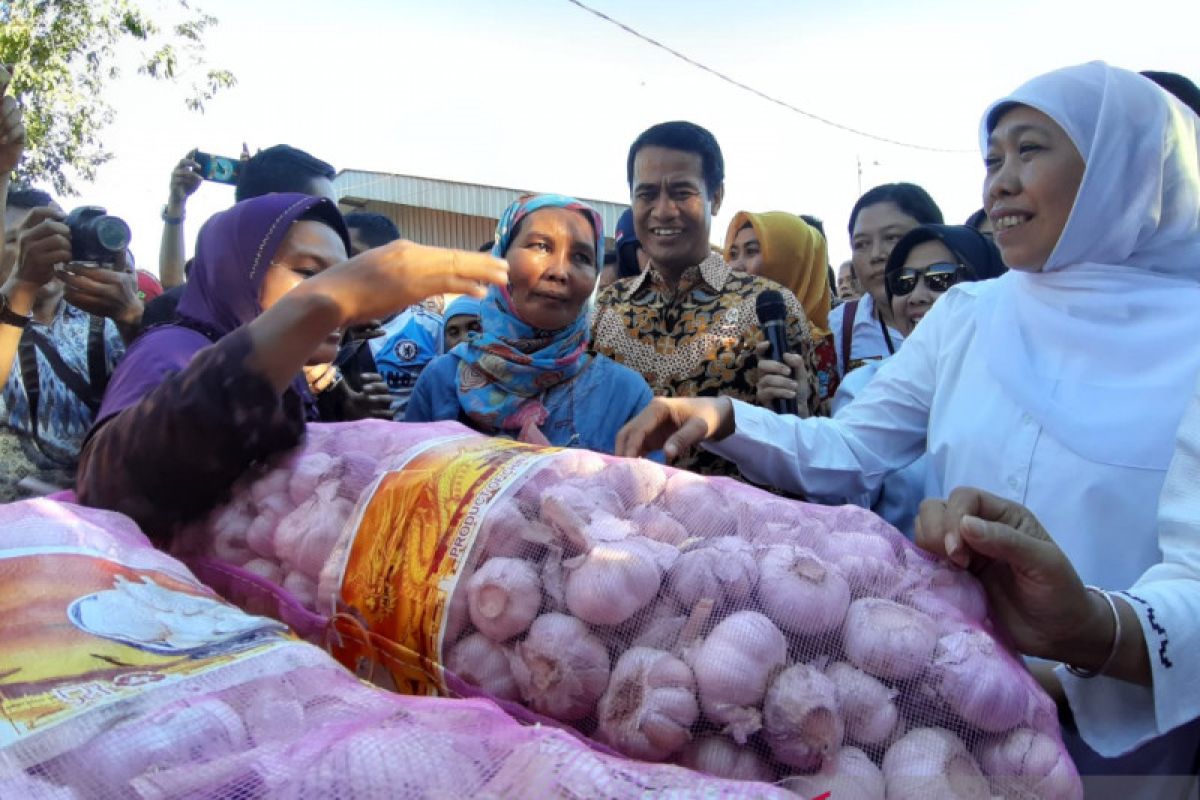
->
[6, 186, 54, 210]
[235, 144, 336, 202]
[1141, 71, 1200, 117]
[848, 183, 943, 237]
[627, 121, 724, 199]
[344, 212, 401, 249]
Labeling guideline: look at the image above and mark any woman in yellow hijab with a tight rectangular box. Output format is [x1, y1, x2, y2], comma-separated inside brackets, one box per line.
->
[726, 212, 839, 402]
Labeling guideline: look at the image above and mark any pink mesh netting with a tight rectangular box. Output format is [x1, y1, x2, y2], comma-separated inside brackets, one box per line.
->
[178, 421, 1082, 797]
[0, 498, 799, 799]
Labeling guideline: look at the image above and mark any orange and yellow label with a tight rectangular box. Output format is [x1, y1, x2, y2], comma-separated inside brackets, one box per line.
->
[332, 435, 556, 696]
[0, 547, 294, 745]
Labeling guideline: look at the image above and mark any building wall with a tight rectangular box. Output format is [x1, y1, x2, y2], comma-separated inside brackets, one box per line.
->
[335, 170, 627, 251]
[347, 200, 497, 251]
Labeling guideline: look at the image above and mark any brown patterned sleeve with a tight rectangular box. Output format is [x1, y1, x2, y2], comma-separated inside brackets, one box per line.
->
[76, 327, 306, 547]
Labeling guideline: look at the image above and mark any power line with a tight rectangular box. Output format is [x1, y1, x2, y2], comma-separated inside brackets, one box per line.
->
[563, 0, 974, 155]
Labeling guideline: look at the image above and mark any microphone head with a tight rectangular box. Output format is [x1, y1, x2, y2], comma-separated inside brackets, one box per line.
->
[755, 289, 788, 323]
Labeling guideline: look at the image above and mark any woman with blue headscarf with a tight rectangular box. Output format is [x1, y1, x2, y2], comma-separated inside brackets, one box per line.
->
[406, 195, 653, 454]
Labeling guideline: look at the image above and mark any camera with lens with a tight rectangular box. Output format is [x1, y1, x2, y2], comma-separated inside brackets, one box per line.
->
[65, 206, 132, 266]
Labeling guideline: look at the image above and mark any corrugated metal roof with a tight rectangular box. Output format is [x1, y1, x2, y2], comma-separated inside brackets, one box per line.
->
[334, 169, 630, 244]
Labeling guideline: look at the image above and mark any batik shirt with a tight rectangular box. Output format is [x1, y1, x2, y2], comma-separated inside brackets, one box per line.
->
[592, 253, 823, 476]
[0, 302, 125, 500]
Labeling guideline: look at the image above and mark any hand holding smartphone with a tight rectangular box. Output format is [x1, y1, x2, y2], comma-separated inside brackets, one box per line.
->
[193, 150, 242, 185]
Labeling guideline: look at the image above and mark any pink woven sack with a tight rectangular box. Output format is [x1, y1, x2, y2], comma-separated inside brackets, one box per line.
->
[179, 421, 1083, 797]
[0, 497, 800, 799]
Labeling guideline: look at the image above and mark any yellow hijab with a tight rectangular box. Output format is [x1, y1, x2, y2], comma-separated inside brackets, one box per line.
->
[725, 211, 832, 337]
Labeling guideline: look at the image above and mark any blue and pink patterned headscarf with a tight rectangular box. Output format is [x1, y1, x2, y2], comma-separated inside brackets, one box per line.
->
[452, 194, 605, 434]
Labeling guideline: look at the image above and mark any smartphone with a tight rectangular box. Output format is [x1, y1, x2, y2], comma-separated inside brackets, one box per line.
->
[193, 150, 242, 185]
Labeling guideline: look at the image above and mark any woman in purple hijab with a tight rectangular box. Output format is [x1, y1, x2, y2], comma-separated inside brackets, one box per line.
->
[77, 193, 507, 544]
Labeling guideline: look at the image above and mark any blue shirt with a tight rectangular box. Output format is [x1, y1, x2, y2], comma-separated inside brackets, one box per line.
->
[1, 302, 124, 498]
[406, 353, 654, 456]
[369, 306, 444, 419]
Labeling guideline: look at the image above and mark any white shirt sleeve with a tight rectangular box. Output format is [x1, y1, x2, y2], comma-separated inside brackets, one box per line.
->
[1058, 375, 1200, 758]
[704, 294, 942, 500]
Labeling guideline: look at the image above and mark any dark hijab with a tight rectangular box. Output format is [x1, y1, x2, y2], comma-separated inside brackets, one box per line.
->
[95, 193, 349, 426]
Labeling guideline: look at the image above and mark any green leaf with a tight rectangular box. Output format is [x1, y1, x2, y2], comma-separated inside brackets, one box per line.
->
[5, 0, 235, 194]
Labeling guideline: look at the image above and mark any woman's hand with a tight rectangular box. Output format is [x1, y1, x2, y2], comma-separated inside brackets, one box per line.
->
[914, 488, 1112, 666]
[616, 396, 734, 462]
[753, 340, 811, 417]
[296, 240, 507, 328]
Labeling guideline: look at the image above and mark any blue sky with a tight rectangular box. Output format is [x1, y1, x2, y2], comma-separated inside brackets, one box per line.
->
[68, 0, 1200, 270]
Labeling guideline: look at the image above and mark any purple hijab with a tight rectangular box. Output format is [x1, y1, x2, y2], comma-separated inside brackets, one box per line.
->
[95, 193, 349, 426]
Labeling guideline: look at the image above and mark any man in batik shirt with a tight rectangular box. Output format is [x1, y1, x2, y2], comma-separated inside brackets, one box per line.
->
[592, 121, 822, 477]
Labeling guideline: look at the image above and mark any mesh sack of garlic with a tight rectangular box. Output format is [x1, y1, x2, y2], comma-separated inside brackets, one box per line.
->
[0, 497, 798, 800]
[182, 421, 1084, 799]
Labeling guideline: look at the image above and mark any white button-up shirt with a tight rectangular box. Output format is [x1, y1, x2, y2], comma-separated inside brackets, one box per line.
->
[827, 292, 904, 377]
[711, 284, 1171, 592]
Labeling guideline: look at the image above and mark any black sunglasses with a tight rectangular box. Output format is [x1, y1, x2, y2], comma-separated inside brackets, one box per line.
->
[887, 262, 970, 297]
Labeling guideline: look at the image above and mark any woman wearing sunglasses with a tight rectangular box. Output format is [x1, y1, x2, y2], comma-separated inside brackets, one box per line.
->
[830, 224, 1004, 536]
[884, 224, 1006, 337]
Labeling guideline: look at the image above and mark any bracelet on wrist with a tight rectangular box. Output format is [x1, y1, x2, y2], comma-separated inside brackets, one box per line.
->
[1064, 586, 1121, 679]
[161, 204, 185, 225]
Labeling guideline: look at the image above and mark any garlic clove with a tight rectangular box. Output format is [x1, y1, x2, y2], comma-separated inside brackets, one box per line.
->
[466, 557, 543, 642]
[780, 746, 885, 800]
[763, 663, 844, 771]
[479, 498, 551, 560]
[596, 647, 699, 761]
[903, 567, 990, 625]
[825, 661, 901, 746]
[757, 544, 851, 635]
[678, 735, 775, 783]
[446, 631, 521, 701]
[883, 728, 992, 800]
[601, 459, 668, 508]
[842, 598, 939, 681]
[563, 537, 663, 626]
[667, 536, 758, 609]
[980, 727, 1084, 800]
[814, 530, 901, 596]
[629, 504, 689, 546]
[509, 613, 611, 721]
[931, 628, 1029, 733]
[690, 610, 787, 743]
[662, 471, 737, 538]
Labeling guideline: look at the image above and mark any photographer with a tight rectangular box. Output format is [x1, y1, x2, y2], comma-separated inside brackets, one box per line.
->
[1, 187, 144, 500]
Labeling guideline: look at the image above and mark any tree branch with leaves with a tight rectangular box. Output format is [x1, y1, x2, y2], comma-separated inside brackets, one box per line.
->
[0, 0, 235, 195]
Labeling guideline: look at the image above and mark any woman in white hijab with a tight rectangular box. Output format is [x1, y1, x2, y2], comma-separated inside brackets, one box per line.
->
[616, 62, 1200, 784]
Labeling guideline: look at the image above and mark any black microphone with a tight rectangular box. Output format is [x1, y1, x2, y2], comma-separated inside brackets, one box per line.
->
[755, 290, 798, 416]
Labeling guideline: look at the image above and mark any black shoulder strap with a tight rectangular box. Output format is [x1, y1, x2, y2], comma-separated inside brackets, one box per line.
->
[20, 327, 105, 417]
[17, 334, 44, 448]
[87, 314, 110, 399]
[840, 299, 859, 376]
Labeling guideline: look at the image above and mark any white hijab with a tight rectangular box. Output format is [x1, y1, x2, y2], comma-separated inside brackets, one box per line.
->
[978, 62, 1200, 470]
